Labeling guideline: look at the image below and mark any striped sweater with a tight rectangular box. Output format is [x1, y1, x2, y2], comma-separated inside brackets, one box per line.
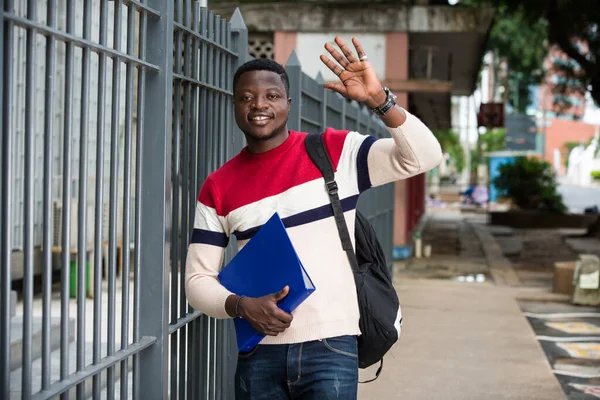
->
[184, 110, 442, 345]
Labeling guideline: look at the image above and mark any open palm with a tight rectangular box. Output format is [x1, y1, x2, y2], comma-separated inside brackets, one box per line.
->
[320, 37, 383, 102]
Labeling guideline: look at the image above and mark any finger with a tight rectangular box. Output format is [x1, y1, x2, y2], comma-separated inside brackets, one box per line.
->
[324, 42, 349, 68]
[352, 37, 367, 61]
[271, 285, 290, 301]
[269, 324, 288, 333]
[272, 308, 293, 324]
[334, 36, 358, 63]
[320, 54, 345, 78]
[324, 82, 348, 97]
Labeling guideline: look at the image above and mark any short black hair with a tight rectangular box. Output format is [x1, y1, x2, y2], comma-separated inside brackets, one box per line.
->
[233, 58, 290, 97]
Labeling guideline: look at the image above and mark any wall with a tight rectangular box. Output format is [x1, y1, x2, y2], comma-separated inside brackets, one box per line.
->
[544, 118, 599, 174]
[294, 32, 386, 80]
[539, 46, 587, 119]
[274, 31, 296, 66]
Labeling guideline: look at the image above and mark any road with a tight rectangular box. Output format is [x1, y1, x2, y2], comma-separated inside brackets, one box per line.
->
[558, 184, 600, 213]
[520, 300, 600, 400]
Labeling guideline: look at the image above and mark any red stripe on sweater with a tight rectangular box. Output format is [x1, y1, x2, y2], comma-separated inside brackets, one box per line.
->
[197, 128, 350, 216]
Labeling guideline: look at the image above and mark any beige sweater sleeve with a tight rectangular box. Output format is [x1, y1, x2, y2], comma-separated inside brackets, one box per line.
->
[367, 110, 443, 187]
[184, 180, 233, 319]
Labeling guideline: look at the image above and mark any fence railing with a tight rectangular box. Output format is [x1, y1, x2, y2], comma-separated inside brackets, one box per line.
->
[1, 2, 394, 399]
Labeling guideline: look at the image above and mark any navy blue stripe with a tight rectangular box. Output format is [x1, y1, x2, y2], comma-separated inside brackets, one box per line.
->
[233, 194, 360, 241]
[191, 229, 229, 247]
[357, 136, 378, 193]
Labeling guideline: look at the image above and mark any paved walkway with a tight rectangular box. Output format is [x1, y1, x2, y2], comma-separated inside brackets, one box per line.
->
[358, 277, 566, 400]
[359, 209, 566, 399]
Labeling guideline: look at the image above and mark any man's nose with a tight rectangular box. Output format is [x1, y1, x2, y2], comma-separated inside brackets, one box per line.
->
[251, 97, 268, 110]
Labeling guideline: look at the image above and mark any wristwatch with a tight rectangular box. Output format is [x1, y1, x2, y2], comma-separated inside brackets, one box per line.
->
[370, 87, 397, 116]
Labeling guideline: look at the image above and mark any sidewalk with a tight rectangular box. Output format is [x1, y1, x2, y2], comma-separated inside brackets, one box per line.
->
[358, 209, 567, 399]
[358, 278, 565, 400]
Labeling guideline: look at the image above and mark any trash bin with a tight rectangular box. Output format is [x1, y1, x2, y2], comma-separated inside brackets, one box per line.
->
[69, 260, 92, 299]
[572, 254, 600, 306]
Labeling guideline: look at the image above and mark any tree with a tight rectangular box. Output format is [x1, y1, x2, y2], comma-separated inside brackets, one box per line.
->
[432, 129, 466, 173]
[493, 157, 567, 213]
[470, 128, 506, 173]
[465, 0, 600, 107]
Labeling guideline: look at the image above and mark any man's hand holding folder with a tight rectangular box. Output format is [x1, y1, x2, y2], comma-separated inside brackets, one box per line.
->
[226, 285, 293, 336]
[217, 213, 316, 352]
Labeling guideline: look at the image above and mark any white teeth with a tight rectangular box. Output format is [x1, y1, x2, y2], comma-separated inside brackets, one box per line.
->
[251, 116, 269, 121]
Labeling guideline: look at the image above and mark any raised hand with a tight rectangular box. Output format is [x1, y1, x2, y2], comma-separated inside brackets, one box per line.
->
[238, 286, 293, 336]
[320, 37, 384, 105]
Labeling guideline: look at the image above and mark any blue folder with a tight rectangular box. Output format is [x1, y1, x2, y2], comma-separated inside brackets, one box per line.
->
[218, 212, 316, 352]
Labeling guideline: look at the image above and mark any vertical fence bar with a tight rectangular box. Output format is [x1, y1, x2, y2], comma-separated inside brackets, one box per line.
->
[316, 72, 327, 131]
[187, 4, 200, 399]
[93, 0, 109, 396]
[106, 1, 123, 397]
[205, 11, 214, 177]
[197, 10, 210, 396]
[76, 0, 92, 398]
[132, 7, 147, 399]
[41, 0, 57, 392]
[224, 23, 232, 160]
[178, 1, 192, 398]
[218, 19, 227, 400]
[230, 7, 248, 155]
[138, 0, 174, 398]
[120, 4, 136, 400]
[0, 0, 12, 395]
[199, 315, 208, 400]
[61, 2, 76, 398]
[341, 98, 347, 130]
[170, 0, 183, 397]
[199, 7, 209, 184]
[22, 0, 38, 396]
[286, 51, 302, 131]
[209, 19, 219, 397]
[213, 16, 222, 170]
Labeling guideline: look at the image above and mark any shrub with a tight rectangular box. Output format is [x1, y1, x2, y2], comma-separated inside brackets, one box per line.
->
[493, 157, 567, 213]
[592, 170, 600, 180]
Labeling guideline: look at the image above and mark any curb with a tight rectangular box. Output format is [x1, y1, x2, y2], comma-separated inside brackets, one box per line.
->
[470, 223, 522, 286]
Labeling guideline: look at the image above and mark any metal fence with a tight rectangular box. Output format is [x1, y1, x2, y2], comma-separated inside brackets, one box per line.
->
[1, 1, 394, 399]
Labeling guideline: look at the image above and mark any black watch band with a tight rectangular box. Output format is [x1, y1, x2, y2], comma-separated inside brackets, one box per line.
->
[370, 87, 397, 116]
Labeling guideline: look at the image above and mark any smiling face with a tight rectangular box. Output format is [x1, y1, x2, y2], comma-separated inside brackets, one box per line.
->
[233, 70, 291, 144]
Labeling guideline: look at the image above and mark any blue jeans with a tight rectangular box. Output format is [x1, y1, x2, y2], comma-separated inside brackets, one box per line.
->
[235, 335, 359, 400]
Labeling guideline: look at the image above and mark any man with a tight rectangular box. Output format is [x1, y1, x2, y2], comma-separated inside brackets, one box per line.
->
[185, 37, 442, 399]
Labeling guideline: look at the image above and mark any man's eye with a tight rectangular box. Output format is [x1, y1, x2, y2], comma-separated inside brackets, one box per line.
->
[240, 96, 251, 101]
[268, 94, 280, 99]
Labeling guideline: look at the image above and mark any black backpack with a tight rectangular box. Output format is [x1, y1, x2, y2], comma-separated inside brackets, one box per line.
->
[305, 133, 402, 382]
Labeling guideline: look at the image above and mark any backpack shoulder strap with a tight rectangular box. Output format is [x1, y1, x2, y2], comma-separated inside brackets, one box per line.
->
[304, 133, 359, 271]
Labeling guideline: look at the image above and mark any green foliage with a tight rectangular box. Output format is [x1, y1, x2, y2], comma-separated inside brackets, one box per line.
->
[485, 7, 548, 80]
[492, 157, 567, 213]
[447, 142, 466, 173]
[465, 0, 600, 107]
[461, 0, 548, 111]
[433, 129, 465, 172]
[471, 128, 506, 172]
[592, 171, 600, 180]
[479, 128, 506, 151]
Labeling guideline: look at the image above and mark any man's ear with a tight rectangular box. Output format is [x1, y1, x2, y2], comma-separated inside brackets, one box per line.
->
[288, 97, 292, 110]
